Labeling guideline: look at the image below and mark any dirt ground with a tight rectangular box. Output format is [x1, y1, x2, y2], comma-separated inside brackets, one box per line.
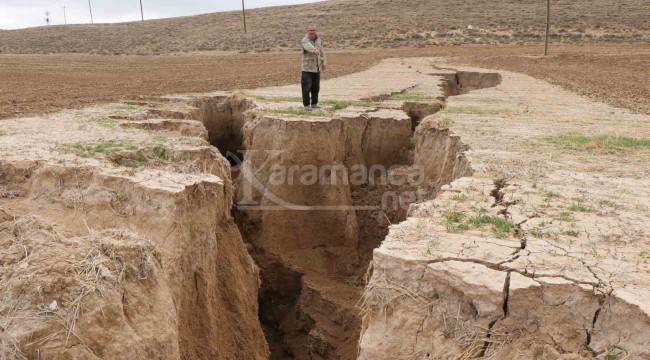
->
[0, 44, 648, 120]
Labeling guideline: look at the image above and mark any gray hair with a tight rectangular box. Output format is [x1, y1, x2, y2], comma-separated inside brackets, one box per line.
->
[307, 24, 318, 30]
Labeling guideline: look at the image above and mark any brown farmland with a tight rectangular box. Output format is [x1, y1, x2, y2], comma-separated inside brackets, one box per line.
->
[1, 44, 649, 122]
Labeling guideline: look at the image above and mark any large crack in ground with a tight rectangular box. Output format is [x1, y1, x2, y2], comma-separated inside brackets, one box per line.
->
[184, 69, 503, 359]
[3, 60, 649, 359]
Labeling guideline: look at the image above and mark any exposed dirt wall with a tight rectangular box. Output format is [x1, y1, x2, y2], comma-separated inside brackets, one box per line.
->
[0, 154, 268, 358]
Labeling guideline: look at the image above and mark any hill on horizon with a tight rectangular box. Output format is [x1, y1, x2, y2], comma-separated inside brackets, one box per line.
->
[0, 0, 648, 55]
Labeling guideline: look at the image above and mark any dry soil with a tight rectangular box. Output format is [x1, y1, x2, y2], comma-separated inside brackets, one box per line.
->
[0, 45, 648, 122]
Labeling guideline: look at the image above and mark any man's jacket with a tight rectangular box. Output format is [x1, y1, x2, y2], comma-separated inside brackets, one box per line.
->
[301, 35, 326, 73]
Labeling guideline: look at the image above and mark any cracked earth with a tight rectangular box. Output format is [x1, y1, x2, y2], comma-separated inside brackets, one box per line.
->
[0, 57, 648, 359]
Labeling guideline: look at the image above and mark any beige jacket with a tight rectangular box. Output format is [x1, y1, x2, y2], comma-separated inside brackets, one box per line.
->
[301, 35, 326, 73]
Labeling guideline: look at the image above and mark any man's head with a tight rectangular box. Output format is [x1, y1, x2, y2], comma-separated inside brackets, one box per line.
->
[307, 24, 318, 39]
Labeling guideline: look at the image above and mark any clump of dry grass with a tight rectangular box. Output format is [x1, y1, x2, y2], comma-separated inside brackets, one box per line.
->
[0, 214, 158, 356]
[358, 273, 433, 320]
[359, 271, 519, 358]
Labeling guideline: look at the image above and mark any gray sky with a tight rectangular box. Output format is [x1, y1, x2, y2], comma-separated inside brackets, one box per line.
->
[0, 0, 323, 30]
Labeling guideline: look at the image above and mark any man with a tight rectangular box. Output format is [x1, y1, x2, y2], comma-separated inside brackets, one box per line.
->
[301, 24, 326, 110]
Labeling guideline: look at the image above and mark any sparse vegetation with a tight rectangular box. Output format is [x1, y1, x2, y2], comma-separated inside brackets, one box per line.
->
[568, 203, 593, 212]
[443, 208, 515, 237]
[257, 98, 383, 110]
[446, 106, 513, 116]
[545, 191, 560, 200]
[92, 118, 119, 128]
[555, 211, 574, 222]
[266, 108, 330, 117]
[61, 140, 137, 158]
[107, 103, 144, 112]
[255, 96, 303, 103]
[549, 134, 650, 151]
[562, 229, 580, 237]
[151, 146, 171, 161]
[390, 93, 433, 102]
[0, 0, 646, 56]
[451, 193, 467, 201]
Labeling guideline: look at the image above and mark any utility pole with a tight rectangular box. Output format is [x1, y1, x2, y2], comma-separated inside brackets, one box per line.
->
[44, 10, 51, 25]
[63, 6, 68, 25]
[544, 0, 550, 56]
[242, 0, 247, 34]
[88, 0, 94, 24]
[139, 0, 144, 21]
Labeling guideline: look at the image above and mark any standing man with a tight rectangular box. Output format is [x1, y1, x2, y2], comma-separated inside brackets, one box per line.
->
[301, 24, 327, 110]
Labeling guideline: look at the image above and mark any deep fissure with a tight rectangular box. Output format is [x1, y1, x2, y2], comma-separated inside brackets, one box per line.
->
[192, 70, 502, 358]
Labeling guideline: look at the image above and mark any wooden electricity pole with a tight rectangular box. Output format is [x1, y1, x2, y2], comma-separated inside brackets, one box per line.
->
[544, 0, 550, 55]
[140, 0, 144, 21]
[88, 0, 94, 24]
[242, 0, 247, 34]
[63, 6, 68, 25]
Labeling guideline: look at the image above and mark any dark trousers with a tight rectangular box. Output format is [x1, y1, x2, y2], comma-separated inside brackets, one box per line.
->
[301, 71, 320, 107]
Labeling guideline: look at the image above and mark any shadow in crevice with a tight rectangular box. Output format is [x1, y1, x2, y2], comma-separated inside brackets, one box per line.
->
[192, 94, 256, 165]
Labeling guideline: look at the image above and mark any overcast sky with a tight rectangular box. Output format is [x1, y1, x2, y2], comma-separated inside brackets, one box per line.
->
[0, 0, 323, 30]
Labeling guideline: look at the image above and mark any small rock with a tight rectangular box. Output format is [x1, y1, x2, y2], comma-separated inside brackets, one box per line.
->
[98, 265, 114, 279]
[18, 261, 28, 269]
[48, 300, 58, 311]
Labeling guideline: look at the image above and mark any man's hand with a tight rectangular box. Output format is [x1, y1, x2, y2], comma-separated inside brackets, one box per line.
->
[313, 49, 321, 56]
[320, 64, 327, 72]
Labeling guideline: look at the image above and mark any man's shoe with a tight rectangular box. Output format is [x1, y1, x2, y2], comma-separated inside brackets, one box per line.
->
[303, 106, 312, 111]
[311, 104, 321, 109]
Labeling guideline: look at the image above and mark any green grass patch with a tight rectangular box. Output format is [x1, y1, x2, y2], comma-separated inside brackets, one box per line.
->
[545, 191, 560, 200]
[549, 134, 650, 151]
[467, 210, 515, 237]
[106, 103, 145, 112]
[126, 151, 149, 167]
[446, 106, 512, 116]
[63, 140, 137, 158]
[562, 229, 580, 237]
[443, 208, 515, 237]
[151, 146, 171, 161]
[554, 211, 573, 222]
[444, 210, 466, 224]
[390, 93, 433, 101]
[320, 100, 382, 109]
[255, 96, 381, 110]
[321, 100, 351, 110]
[255, 96, 304, 103]
[568, 203, 593, 212]
[266, 108, 330, 117]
